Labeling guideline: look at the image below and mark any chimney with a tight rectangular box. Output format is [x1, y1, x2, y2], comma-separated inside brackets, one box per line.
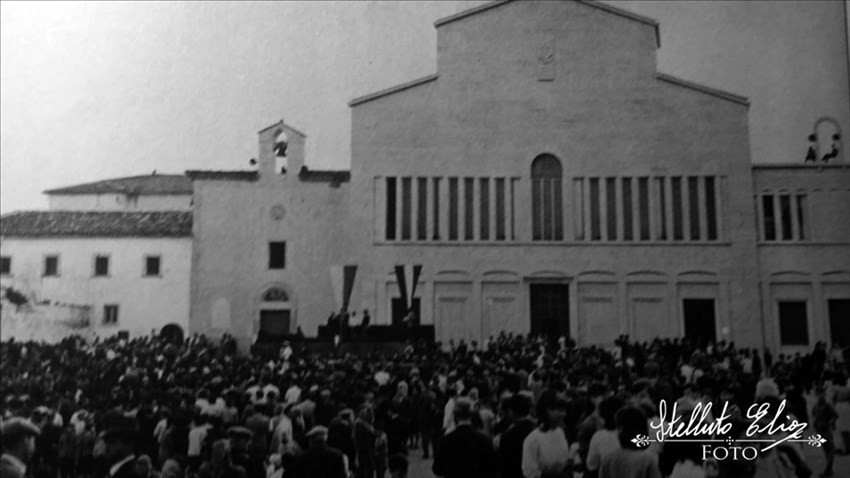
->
[257, 119, 307, 181]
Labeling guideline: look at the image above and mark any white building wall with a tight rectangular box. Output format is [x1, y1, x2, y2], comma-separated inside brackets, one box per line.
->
[0, 237, 191, 339]
[48, 194, 191, 211]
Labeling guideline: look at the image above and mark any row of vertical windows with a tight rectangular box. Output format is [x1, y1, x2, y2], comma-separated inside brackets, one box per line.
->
[385, 176, 517, 242]
[0, 255, 162, 277]
[759, 193, 807, 241]
[575, 176, 721, 242]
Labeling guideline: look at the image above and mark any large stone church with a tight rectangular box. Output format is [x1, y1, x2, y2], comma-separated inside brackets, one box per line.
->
[3, 1, 849, 353]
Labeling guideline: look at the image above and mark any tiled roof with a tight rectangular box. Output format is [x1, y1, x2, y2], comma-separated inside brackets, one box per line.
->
[185, 170, 259, 181]
[186, 168, 350, 183]
[0, 211, 192, 238]
[44, 174, 192, 196]
[298, 167, 351, 183]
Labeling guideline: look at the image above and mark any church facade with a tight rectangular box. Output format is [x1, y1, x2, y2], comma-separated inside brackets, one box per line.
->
[188, 0, 849, 352]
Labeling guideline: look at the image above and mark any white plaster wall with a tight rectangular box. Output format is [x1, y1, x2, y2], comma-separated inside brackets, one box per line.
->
[0, 237, 191, 338]
[48, 194, 191, 211]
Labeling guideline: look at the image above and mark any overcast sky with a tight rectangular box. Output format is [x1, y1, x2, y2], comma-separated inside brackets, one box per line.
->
[2, 1, 848, 213]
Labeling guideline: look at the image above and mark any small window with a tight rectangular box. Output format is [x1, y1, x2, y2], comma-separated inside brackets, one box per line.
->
[103, 304, 119, 325]
[269, 242, 286, 269]
[94, 255, 110, 277]
[0, 256, 10, 275]
[778, 301, 808, 346]
[145, 256, 161, 276]
[44, 255, 59, 277]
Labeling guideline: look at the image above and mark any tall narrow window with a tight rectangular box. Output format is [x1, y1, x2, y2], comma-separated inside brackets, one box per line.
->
[417, 178, 427, 240]
[639, 177, 650, 240]
[496, 178, 506, 240]
[622, 178, 633, 241]
[401, 177, 412, 240]
[672, 177, 684, 240]
[480, 178, 490, 240]
[0, 256, 10, 275]
[762, 195, 776, 241]
[779, 194, 792, 240]
[606, 178, 617, 240]
[464, 178, 474, 240]
[449, 178, 459, 240]
[433, 178, 441, 240]
[688, 176, 700, 240]
[656, 177, 668, 240]
[531, 154, 563, 241]
[385, 177, 396, 240]
[94, 255, 110, 277]
[574, 178, 585, 240]
[796, 194, 806, 240]
[705, 177, 717, 240]
[269, 242, 286, 269]
[590, 178, 601, 241]
[44, 255, 59, 277]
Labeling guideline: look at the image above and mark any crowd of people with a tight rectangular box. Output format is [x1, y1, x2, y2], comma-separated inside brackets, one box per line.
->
[1, 331, 849, 478]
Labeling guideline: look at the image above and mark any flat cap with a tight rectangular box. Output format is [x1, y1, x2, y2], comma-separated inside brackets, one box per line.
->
[305, 425, 328, 439]
[226, 426, 254, 439]
[0, 417, 41, 444]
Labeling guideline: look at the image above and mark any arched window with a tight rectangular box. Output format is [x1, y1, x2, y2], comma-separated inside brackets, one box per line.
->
[531, 154, 563, 240]
[262, 287, 289, 302]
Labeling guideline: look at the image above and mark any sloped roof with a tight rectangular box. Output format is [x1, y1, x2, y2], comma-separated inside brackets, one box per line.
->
[186, 168, 350, 183]
[434, 1, 661, 47]
[0, 211, 193, 238]
[44, 174, 192, 196]
[298, 167, 351, 183]
[185, 170, 259, 181]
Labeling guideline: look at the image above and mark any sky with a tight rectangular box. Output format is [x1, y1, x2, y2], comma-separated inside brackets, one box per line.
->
[1, 1, 848, 213]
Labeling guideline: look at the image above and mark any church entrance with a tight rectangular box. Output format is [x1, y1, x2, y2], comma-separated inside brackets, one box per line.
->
[683, 299, 717, 345]
[529, 283, 570, 339]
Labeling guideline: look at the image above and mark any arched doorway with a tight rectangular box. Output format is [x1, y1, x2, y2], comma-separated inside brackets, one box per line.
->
[257, 286, 292, 341]
[160, 323, 184, 345]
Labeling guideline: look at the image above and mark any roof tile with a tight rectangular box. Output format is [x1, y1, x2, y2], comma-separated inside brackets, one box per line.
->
[0, 211, 192, 238]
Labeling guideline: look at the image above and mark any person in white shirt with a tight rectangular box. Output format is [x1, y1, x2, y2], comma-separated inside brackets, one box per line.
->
[522, 390, 572, 478]
[586, 397, 625, 477]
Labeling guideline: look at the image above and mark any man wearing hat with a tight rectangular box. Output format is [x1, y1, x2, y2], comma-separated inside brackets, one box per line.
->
[1, 417, 41, 478]
[227, 426, 264, 478]
[102, 414, 141, 478]
[432, 397, 496, 478]
[294, 426, 347, 478]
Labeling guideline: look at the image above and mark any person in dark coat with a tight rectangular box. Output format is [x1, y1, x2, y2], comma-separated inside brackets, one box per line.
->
[432, 398, 496, 478]
[0, 417, 41, 478]
[101, 415, 142, 478]
[227, 427, 265, 478]
[497, 393, 536, 478]
[295, 426, 347, 478]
